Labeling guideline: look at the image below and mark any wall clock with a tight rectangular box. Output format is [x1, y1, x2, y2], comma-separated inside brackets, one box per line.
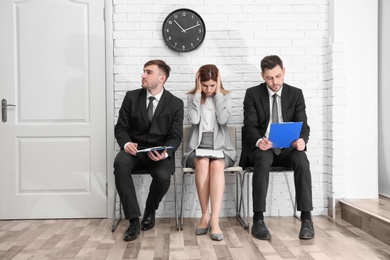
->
[162, 8, 206, 53]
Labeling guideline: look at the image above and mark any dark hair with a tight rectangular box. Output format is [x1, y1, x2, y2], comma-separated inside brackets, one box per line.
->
[144, 59, 171, 80]
[260, 55, 283, 73]
[187, 64, 230, 103]
[198, 64, 219, 83]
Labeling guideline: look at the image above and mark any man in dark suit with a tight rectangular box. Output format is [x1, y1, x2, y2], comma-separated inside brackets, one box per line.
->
[114, 59, 184, 241]
[240, 55, 314, 240]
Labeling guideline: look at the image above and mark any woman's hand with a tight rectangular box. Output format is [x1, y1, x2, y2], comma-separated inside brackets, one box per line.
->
[215, 71, 221, 94]
[195, 70, 202, 94]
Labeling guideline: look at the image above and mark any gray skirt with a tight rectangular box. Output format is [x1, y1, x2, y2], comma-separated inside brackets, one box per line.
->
[185, 132, 234, 168]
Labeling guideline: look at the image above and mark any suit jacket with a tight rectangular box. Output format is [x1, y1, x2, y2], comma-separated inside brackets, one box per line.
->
[239, 83, 310, 168]
[181, 93, 236, 166]
[115, 88, 184, 171]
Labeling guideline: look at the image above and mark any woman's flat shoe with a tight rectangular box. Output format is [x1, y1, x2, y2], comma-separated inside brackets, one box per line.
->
[210, 232, 224, 241]
[195, 223, 210, 235]
[195, 226, 209, 235]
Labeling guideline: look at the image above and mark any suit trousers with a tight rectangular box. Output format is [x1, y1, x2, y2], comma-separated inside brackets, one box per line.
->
[114, 150, 173, 220]
[249, 148, 313, 212]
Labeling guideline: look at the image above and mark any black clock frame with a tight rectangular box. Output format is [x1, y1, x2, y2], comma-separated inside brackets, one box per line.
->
[162, 8, 206, 53]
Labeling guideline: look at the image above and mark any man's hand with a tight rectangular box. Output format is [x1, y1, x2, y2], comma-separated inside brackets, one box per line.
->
[292, 138, 305, 151]
[147, 149, 167, 161]
[124, 142, 138, 156]
[258, 138, 273, 151]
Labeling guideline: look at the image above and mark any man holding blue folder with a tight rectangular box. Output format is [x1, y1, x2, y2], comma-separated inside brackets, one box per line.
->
[240, 55, 314, 240]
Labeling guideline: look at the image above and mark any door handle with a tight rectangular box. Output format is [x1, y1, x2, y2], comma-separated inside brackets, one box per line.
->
[2, 99, 16, 122]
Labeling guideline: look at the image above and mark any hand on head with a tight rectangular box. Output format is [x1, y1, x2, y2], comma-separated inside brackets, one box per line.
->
[215, 71, 221, 94]
[195, 71, 202, 94]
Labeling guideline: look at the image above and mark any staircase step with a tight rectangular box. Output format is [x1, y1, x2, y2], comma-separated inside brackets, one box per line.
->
[340, 194, 390, 246]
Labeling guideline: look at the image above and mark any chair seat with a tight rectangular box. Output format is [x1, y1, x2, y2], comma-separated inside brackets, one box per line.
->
[183, 166, 243, 174]
[182, 167, 195, 173]
[241, 166, 293, 172]
[224, 166, 243, 172]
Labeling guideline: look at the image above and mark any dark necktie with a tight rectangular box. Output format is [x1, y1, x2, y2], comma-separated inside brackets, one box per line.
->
[147, 96, 155, 125]
[272, 94, 281, 155]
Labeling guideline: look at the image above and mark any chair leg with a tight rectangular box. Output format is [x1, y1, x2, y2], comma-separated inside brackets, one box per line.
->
[236, 171, 250, 230]
[283, 171, 300, 219]
[236, 172, 239, 220]
[112, 189, 122, 232]
[246, 171, 250, 228]
[180, 173, 185, 231]
[173, 172, 179, 231]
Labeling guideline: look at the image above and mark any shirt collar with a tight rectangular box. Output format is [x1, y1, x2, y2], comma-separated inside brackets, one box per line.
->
[267, 84, 283, 97]
[147, 88, 164, 102]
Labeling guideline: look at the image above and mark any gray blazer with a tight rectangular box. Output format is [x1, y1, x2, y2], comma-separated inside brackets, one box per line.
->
[181, 92, 236, 166]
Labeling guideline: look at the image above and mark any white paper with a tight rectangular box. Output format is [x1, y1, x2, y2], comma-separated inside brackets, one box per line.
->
[195, 148, 224, 158]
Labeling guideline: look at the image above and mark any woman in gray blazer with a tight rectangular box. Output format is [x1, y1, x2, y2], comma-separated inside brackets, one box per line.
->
[182, 64, 236, 241]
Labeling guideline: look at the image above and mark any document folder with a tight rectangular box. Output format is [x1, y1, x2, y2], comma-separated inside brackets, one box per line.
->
[137, 146, 174, 153]
[268, 122, 303, 148]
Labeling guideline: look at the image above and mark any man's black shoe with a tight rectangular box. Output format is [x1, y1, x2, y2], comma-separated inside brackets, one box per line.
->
[251, 220, 272, 240]
[299, 219, 315, 240]
[141, 210, 155, 231]
[123, 219, 140, 241]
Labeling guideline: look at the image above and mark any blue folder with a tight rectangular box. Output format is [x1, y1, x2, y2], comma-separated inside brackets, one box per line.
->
[268, 122, 303, 148]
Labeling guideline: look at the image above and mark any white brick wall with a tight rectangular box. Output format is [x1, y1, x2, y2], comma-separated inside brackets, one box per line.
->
[112, 0, 329, 218]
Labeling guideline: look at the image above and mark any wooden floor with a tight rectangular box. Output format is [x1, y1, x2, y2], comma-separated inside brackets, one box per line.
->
[2, 216, 390, 260]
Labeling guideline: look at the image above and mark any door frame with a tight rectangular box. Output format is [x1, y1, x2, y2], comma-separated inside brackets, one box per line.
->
[105, 0, 115, 218]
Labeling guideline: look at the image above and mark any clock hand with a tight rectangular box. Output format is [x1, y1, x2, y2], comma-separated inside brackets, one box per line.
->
[183, 23, 200, 32]
[174, 20, 186, 33]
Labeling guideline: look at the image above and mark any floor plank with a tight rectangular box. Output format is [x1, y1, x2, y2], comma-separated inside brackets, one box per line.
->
[1, 216, 390, 260]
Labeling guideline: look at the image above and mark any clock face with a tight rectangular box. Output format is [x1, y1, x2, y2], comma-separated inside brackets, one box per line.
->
[162, 9, 206, 53]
